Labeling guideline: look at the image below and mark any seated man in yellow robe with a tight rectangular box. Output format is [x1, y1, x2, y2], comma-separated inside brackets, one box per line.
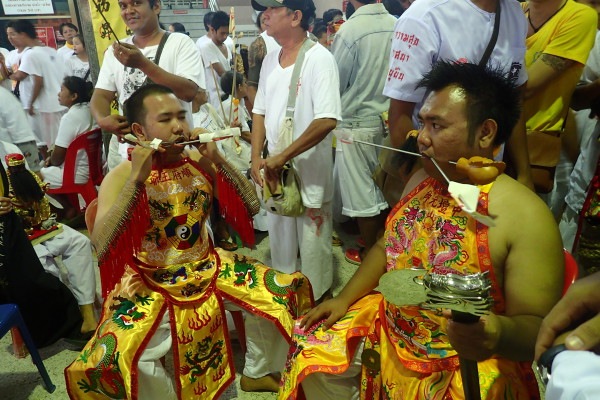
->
[65, 84, 313, 399]
[279, 61, 564, 400]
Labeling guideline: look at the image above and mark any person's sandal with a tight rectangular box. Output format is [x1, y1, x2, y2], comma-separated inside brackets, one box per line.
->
[216, 239, 238, 251]
[332, 235, 343, 246]
[344, 248, 363, 265]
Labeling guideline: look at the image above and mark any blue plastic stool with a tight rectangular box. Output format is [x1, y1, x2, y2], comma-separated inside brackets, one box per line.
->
[0, 304, 56, 393]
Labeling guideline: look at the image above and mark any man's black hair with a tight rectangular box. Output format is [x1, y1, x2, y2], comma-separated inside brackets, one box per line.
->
[345, 2, 356, 19]
[203, 11, 215, 31]
[170, 22, 187, 34]
[417, 61, 521, 146]
[220, 70, 245, 100]
[124, 84, 175, 126]
[211, 11, 229, 31]
[313, 23, 327, 39]
[382, 0, 405, 17]
[59, 22, 78, 35]
[323, 8, 343, 25]
[6, 20, 37, 39]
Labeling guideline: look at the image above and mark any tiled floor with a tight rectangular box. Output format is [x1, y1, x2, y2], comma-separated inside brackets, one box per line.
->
[0, 226, 360, 399]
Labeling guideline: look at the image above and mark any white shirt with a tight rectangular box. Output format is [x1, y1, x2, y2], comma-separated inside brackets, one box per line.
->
[382, 0, 528, 118]
[199, 39, 232, 112]
[220, 95, 251, 171]
[95, 32, 204, 160]
[565, 31, 600, 212]
[64, 55, 90, 81]
[254, 43, 342, 207]
[261, 31, 281, 55]
[0, 47, 10, 92]
[546, 350, 600, 400]
[57, 44, 75, 61]
[54, 103, 95, 181]
[0, 86, 36, 144]
[96, 32, 204, 116]
[18, 46, 64, 112]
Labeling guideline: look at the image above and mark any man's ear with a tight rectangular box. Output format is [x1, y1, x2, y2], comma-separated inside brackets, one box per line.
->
[478, 119, 497, 150]
[154, 0, 161, 14]
[291, 10, 302, 28]
[132, 122, 145, 141]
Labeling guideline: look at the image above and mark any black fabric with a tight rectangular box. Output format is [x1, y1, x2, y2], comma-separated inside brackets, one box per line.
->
[0, 165, 82, 348]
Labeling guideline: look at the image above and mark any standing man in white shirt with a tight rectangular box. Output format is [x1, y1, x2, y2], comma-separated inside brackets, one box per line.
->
[6, 20, 65, 159]
[0, 85, 40, 173]
[198, 11, 232, 118]
[332, 0, 396, 265]
[250, 0, 342, 301]
[90, 0, 203, 169]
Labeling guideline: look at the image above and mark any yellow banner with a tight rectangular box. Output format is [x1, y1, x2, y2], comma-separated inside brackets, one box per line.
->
[89, 0, 130, 65]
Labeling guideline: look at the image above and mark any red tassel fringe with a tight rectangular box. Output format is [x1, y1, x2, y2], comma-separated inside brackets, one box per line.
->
[97, 188, 151, 297]
[216, 170, 255, 248]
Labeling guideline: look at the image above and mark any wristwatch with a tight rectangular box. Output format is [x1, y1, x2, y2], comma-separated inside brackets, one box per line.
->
[537, 344, 567, 386]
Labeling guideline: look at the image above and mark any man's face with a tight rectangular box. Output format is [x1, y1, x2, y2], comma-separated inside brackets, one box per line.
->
[210, 26, 229, 45]
[139, 93, 189, 150]
[6, 28, 24, 48]
[119, 0, 160, 34]
[61, 26, 77, 44]
[263, 6, 296, 38]
[417, 85, 478, 182]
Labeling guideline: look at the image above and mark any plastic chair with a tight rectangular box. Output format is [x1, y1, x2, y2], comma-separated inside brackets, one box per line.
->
[0, 304, 56, 393]
[47, 128, 104, 213]
[563, 249, 578, 296]
[84, 198, 98, 235]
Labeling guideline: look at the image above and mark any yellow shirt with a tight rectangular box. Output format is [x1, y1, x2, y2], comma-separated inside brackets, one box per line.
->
[523, 0, 597, 133]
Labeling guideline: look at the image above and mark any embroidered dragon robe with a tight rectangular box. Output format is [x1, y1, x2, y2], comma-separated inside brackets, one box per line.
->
[65, 158, 313, 399]
[279, 178, 540, 399]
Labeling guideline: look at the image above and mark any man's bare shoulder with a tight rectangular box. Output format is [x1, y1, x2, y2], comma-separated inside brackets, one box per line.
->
[489, 174, 557, 232]
[100, 160, 132, 192]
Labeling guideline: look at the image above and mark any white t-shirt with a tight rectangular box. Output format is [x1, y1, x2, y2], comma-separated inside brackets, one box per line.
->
[220, 95, 251, 171]
[6, 48, 24, 71]
[96, 32, 204, 118]
[382, 0, 528, 116]
[199, 40, 232, 112]
[565, 31, 600, 212]
[54, 103, 95, 180]
[57, 44, 75, 61]
[254, 43, 342, 207]
[261, 31, 281, 55]
[18, 46, 65, 112]
[64, 55, 90, 81]
[96, 32, 204, 160]
[0, 47, 10, 92]
[0, 85, 36, 144]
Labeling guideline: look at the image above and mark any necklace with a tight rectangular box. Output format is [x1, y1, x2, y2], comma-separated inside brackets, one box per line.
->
[527, 0, 568, 33]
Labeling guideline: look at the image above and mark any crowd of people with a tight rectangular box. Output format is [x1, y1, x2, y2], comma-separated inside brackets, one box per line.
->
[1, 0, 600, 399]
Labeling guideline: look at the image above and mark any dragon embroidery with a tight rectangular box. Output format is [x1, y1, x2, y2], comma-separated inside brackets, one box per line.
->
[109, 294, 154, 330]
[76, 321, 126, 398]
[180, 336, 225, 383]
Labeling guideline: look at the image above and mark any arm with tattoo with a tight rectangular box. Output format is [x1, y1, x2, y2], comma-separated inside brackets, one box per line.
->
[524, 53, 577, 100]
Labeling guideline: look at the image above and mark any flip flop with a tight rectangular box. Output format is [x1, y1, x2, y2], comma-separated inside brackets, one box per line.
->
[217, 239, 238, 251]
[332, 236, 344, 246]
[345, 248, 362, 265]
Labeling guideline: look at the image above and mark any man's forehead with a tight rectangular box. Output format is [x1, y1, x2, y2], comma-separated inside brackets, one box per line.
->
[421, 86, 466, 117]
[143, 94, 185, 115]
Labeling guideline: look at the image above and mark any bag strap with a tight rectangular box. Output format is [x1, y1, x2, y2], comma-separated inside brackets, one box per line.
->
[143, 31, 170, 86]
[479, 1, 501, 67]
[83, 68, 91, 82]
[285, 39, 316, 118]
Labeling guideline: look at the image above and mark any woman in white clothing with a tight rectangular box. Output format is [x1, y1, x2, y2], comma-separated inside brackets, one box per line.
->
[64, 34, 90, 81]
[41, 76, 95, 219]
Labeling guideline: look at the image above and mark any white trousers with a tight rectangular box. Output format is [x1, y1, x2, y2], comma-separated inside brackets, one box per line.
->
[334, 126, 388, 218]
[266, 202, 333, 299]
[26, 111, 62, 148]
[546, 350, 600, 400]
[137, 301, 290, 399]
[559, 205, 579, 253]
[33, 224, 96, 305]
[301, 339, 363, 400]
